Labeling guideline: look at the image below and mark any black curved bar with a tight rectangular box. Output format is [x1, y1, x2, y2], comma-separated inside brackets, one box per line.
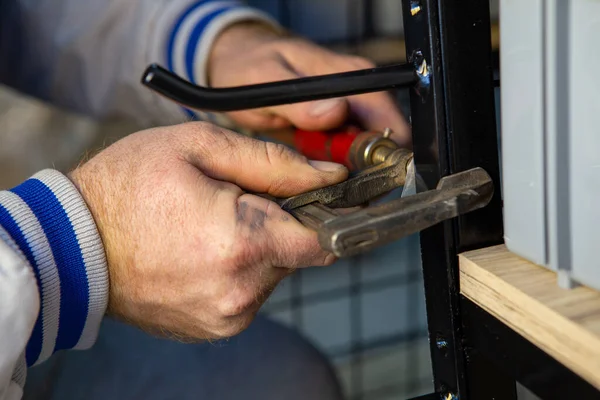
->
[141, 63, 418, 112]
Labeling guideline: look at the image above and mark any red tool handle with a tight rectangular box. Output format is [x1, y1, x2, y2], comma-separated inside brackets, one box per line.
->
[294, 127, 362, 170]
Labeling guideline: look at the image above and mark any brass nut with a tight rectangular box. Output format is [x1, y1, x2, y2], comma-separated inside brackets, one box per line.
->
[349, 131, 400, 170]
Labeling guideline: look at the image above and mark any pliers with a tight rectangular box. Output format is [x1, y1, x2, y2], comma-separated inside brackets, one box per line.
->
[273, 136, 493, 257]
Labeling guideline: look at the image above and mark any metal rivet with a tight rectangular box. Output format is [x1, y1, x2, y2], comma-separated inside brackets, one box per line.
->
[383, 127, 392, 138]
[442, 392, 459, 400]
[436, 337, 448, 350]
[410, 1, 422, 16]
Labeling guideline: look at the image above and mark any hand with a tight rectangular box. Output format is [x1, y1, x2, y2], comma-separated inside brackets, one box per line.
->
[208, 22, 411, 147]
[69, 122, 348, 340]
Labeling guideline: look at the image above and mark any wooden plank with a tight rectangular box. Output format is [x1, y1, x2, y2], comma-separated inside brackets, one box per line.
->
[459, 245, 600, 390]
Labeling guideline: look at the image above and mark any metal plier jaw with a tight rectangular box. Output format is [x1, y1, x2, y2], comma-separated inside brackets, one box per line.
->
[279, 166, 493, 257]
[274, 135, 493, 257]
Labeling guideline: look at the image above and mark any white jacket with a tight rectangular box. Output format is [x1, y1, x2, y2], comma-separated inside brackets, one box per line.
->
[0, 1, 278, 399]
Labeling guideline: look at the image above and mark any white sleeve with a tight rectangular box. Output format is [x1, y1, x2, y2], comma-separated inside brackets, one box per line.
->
[0, 0, 281, 127]
[0, 229, 39, 400]
[0, 170, 109, 400]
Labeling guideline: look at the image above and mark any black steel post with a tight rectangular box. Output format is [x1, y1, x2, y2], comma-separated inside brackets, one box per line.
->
[401, 0, 504, 398]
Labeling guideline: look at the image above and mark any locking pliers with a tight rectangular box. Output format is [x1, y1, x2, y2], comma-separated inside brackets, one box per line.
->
[274, 138, 493, 257]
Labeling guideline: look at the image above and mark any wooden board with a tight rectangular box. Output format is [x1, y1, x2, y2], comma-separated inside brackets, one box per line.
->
[459, 245, 600, 390]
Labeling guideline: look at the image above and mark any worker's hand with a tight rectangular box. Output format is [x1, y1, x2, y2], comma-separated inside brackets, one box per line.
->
[208, 22, 411, 147]
[69, 122, 348, 340]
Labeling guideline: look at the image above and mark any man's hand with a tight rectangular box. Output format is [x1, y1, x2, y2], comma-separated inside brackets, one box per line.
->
[69, 122, 348, 340]
[208, 22, 411, 147]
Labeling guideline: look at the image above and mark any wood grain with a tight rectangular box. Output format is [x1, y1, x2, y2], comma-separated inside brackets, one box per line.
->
[459, 245, 600, 390]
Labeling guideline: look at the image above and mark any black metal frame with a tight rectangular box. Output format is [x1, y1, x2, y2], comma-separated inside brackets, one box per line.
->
[403, 1, 600, 399]
[401, 0, 502, 397]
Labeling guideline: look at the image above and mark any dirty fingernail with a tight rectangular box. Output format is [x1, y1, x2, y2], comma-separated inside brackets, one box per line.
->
[308, 160, 346, 173]
[309, 98, 344, 117]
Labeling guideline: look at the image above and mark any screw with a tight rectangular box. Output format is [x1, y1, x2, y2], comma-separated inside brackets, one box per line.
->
[442, 392, 458, 400]
[410, 0, 422, 16]
[436, 335, 449, 357]
[383, 127, 392, 138]
[436, 337, 448, 350]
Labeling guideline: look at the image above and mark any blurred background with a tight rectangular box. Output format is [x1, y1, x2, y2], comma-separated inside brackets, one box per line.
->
[0, 1, 500, 399]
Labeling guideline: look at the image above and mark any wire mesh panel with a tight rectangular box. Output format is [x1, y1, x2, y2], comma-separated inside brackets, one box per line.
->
[262, 236, 431, 399]
[247, 1, 433, 398]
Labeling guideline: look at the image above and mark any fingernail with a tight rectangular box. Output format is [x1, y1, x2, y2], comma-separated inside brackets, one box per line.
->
[309, 160, 346, 173]
[324, 253, 338, 266]
[309, 98, 344, 117]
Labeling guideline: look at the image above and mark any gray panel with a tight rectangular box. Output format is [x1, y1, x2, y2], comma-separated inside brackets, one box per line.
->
[502, 0, 600, 291]
[568, 1, 600, 290]
[500, 0, 547, 265]
[544, 0, 572, 277]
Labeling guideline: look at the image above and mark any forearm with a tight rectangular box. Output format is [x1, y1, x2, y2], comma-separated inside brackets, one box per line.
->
[0, 0, 281, 127]
[0, 170, 108, 395]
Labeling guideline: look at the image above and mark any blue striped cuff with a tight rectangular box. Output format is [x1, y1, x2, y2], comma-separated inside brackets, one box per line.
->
[0, 170, 108, 366]
[166, 0, 281, 121]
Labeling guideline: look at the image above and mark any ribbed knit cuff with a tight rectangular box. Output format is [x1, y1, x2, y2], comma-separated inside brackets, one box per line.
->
[0, 169, 108, 366]
[165, 0, 283, 123]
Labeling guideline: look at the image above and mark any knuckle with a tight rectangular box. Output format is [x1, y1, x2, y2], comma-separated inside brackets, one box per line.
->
[185, 121, 248, 168]
[215, 273, 260, 319]
[182, 121, 220, 137]
[176, 121, 223, 162]
[217, 286, 256, 318]
[261, 143, 308, 195]
[213, 325, 240, 338]
[213, 315, 254, 338]
[186, 121, 240, 148]
[263, 141, 298, 166]
[218, 295, 253, 318]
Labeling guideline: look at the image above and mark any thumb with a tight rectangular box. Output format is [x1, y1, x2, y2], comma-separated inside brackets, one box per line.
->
[181, 122, 349, 197]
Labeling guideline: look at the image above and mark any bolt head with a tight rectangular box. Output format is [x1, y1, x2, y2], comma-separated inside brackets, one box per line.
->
[410, 1, 422, 16]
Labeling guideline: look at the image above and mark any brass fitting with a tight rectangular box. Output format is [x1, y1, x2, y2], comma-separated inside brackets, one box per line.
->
[348, 128, 401, 169]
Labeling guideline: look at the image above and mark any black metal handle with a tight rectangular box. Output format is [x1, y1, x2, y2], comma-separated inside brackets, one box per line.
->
[141, 63, 418, 112]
